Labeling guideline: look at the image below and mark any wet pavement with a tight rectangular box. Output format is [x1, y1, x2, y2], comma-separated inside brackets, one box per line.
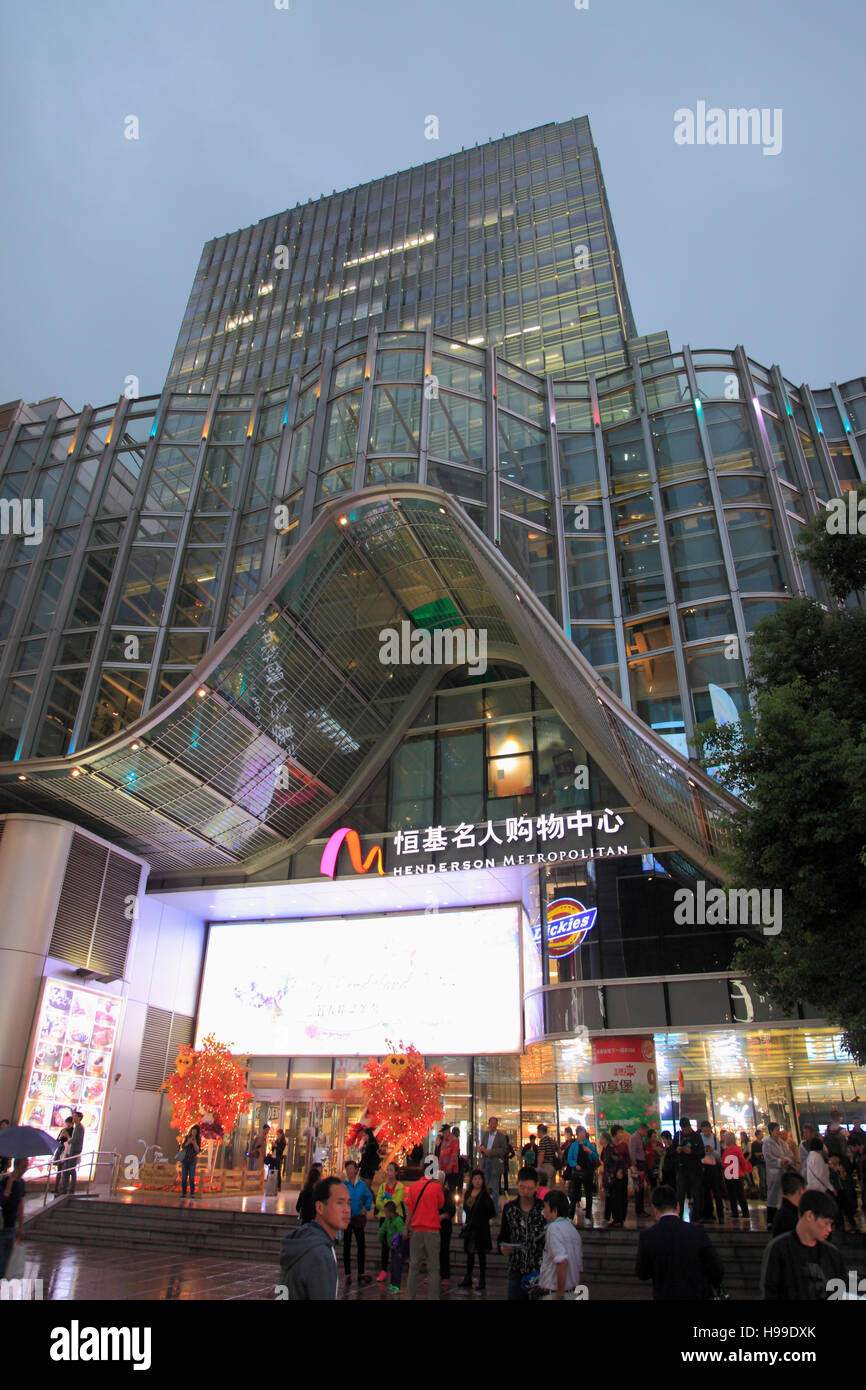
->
[11, 1238, 653, 1301]
[10, 1180, 794, 1301]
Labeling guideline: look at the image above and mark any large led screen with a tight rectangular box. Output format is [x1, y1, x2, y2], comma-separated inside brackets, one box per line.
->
[196, 907, 522, 1055]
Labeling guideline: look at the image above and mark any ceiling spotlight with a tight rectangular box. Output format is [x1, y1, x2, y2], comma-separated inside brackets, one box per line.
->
[71, 768, 81, 777]
[17, 774, 26, 781]
[130, 742, 140, 751]
[197, 687, 207, 698]
[338, 515, 349, 526]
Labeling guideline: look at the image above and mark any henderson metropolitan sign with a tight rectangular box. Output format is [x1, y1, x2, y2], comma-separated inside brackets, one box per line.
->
[320, 811, 631, 879]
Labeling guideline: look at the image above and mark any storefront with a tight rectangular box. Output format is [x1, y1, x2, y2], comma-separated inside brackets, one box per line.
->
[149, 850, 865, 1177]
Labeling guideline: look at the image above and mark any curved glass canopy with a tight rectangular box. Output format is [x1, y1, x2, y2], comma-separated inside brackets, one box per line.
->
[0, 488, 741, 878]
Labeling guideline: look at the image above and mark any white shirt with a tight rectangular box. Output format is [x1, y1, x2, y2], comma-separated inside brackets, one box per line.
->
[805, 1151, 833, 1193]
[539, 1218, 583, 1292]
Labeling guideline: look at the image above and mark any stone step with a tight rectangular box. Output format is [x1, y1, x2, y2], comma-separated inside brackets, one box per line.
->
[26, 1199, 865, 1287]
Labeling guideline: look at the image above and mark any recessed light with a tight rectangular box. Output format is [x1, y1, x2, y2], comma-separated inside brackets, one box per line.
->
[197, 687, 207, 698]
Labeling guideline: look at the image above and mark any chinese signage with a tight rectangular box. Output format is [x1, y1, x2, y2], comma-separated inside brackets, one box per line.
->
[591, 1035, 660, 1133]
[20, 980, 122, 1180]
[531, 897, 597, 959]
[384, 810, 630, 877]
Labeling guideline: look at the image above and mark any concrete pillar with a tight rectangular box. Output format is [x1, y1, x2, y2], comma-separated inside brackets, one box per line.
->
[0, 816, 74, 1119]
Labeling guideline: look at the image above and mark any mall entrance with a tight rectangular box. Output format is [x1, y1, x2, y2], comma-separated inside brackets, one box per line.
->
[234, 1094, 367, 1180]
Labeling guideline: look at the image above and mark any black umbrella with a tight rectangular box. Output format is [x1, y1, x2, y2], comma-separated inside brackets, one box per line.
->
[0, 1125, 58, 1159]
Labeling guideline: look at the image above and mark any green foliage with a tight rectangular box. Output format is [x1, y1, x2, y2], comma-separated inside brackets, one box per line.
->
[796, 480, 866, 603]
[700, 583, 866, 1065]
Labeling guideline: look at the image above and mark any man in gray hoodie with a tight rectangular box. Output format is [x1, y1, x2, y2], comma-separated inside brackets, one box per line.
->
[279, 1176, 351, 1300]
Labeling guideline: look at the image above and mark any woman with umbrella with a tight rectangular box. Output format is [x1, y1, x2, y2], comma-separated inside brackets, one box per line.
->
[0, 1122, 58, 1276]
[0, 1158, 29, 1275]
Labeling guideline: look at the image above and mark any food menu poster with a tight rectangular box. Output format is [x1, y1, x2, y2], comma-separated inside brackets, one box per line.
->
[18, 980, 122, 1177]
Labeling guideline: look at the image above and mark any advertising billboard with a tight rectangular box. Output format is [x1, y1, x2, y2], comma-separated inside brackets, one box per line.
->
[591, 1034, 661, 1133]
[196, 906, 522, 1056]
[19, 979, 122, 1179]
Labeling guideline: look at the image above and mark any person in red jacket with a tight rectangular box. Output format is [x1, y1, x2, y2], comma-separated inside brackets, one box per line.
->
[404, 1168, 445, 1300]
[438, 1127, 460, 1192]
[720, 1129, 751, 1220]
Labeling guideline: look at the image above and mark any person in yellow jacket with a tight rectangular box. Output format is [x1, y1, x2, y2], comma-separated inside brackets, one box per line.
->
[374, 1161, 407, 1282]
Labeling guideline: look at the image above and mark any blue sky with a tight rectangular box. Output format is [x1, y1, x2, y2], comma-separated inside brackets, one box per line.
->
[1, 0, 863, 409]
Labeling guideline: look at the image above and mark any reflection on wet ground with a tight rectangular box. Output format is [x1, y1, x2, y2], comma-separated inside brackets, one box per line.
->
[13, 1238, 653, 1301]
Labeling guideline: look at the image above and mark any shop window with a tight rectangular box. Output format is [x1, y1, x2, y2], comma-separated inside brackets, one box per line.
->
[618, 527, 666, 615]
[667, 513, 727, 602]
[113, 548, 173, 628]
[662, 479, 712, 513]
[88, 667, 147, 741]
[704, 402, 759, 473]
[725, 509, 786, 592]
[679, 601, 736, 642]
[629, 652, 683, 737]
[427, 393, 485, 468]
[500, 519, 557, 615]
[441, 727, 484, 825]
[651, 408, 705, 483]
[498, 415, 549, 493]
[604, 982, 666, 1029]
[572, 625, 617, 667]
[169, 548, 222, 627]
[484, 680, 532, 719]
[667, 978, 733, 1026]
[685, 642, 746, 725]
[488, 751, 533, 801]
[614, 494, 655, 527]
[368, 386, 421, 452]
[606, 421, 649, 494]
[0, 673, 33, 759]
[390, 736, 434, 829]
[487, 719, 533, 758]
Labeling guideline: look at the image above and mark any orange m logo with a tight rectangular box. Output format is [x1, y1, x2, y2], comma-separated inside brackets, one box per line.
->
[320, 827, 385, 878]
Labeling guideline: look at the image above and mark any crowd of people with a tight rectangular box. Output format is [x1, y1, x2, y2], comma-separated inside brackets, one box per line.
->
[473, 1113, 866, 1235]
[277, 1111, 866, 1302]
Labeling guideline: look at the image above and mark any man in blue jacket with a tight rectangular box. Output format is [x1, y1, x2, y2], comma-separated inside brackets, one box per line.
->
[279, 1176, 351, 1300]
[343, 1159, 374, 1283]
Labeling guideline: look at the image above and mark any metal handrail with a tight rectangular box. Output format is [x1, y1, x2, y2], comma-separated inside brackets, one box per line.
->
[32, 1148, 123, 1206]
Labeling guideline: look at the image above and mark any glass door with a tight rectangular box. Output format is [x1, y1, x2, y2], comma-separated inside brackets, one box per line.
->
[280, 1099, 347, 1180]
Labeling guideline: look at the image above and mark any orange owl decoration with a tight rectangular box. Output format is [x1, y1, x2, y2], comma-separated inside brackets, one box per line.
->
[163, 1034, 252, 1142]
[363, 1042, 446, 1151]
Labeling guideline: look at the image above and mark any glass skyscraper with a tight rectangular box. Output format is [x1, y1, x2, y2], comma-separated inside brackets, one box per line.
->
[165, 117, 659, 396]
